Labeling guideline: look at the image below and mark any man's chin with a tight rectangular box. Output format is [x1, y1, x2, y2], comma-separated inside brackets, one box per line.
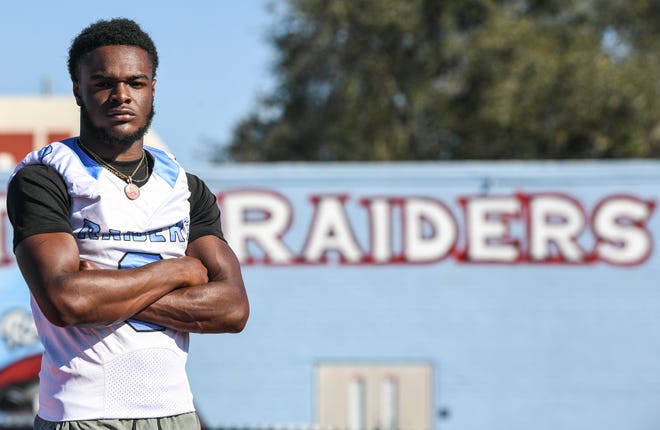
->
[107, 125, 148, 142]
[110, 131, 150, 147]
[88, 123, 151, 148]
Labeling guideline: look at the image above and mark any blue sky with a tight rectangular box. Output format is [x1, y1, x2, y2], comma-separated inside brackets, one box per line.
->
[0, 1, 278, 168]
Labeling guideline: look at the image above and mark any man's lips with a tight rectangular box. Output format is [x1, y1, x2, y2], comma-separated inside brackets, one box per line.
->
[107, 109, 136, 122]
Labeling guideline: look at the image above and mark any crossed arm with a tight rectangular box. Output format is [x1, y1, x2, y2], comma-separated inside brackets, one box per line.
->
[15, 232, 249, 334]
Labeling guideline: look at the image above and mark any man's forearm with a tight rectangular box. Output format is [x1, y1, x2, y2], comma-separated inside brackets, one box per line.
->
[16, 232, 210, 328]
[46, 257, 208, 327]
[132, 280, 249, 333]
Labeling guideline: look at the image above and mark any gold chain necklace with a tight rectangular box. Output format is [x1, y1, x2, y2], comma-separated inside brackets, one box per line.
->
[78, 140, 147, 200]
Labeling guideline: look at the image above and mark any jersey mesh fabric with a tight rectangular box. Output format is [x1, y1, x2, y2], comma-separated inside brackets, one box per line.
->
[104, 348, 190, 415]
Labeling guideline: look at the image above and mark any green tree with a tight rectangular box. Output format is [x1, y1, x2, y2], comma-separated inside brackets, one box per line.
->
[215, 0, 660, 162]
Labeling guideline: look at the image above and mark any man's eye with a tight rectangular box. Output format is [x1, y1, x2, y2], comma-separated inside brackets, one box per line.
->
[130, 82, 147, 88]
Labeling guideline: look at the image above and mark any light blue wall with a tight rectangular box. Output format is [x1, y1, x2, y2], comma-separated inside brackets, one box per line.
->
[187, 161, 660, 429]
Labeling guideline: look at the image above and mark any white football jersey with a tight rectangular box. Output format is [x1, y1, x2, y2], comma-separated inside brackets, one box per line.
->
[13, 137, 195, 420]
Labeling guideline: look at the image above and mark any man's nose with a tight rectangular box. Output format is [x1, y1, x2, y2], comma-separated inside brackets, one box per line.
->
[111, 82, 131, 104]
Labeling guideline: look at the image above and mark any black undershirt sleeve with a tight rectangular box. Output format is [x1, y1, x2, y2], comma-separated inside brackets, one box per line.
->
[7, 165, 224, 251]
[7, 164, 72, 250]
[186, 172, 225, 243]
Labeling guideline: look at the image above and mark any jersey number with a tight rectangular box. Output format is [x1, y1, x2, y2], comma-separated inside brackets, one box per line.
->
[119, 252, 166, 332]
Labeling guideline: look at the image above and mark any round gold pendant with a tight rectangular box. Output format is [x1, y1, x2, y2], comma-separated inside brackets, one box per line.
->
[124, 182, 140, 200]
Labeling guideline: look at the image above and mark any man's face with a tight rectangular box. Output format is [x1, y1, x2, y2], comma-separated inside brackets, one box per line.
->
[74, 45, 156, 148]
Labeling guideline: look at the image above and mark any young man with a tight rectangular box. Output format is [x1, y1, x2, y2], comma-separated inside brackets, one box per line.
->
[6, 18, 249, 430]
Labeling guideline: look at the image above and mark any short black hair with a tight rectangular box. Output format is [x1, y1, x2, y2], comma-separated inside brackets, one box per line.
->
[67, 18, 159, 81]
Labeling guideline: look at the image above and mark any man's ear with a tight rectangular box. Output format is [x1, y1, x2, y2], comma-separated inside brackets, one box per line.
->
[152, 79, 156, 96]
[72, 82, 81, 106]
